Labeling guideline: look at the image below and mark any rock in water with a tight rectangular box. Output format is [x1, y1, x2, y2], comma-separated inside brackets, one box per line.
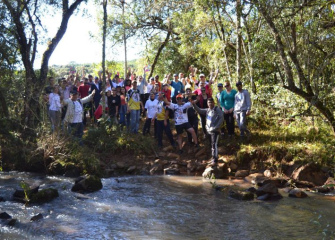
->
[0, 212, 12, 219]
[30, 188, 59, 204]
[71, 175, 103, 193]
[229, 190, 254, 201]
[13, 185, 39, 203]
[256, 182, 278, 196]
[30, 213, 43, 222]
[288, 188, 308, 198]
[7, 219, 17, 226]
[164, 167, 180, 175]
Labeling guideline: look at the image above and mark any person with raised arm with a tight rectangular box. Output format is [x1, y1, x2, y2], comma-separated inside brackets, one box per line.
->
[164, 93, 199, 155]
[62, 89, 96, 144]
[167, 73, 185, 103]
[192, 97, 223, 166]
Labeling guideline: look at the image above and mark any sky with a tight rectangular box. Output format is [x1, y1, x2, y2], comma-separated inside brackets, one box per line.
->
[37, 1, 143, 67]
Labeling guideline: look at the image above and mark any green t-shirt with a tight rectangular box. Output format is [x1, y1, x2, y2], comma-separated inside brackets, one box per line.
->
[220, 89, 237, 110]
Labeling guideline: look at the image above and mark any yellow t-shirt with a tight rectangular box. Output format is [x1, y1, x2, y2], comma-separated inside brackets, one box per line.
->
[156, 101, 167, 120]
[127, 89, 141, 110]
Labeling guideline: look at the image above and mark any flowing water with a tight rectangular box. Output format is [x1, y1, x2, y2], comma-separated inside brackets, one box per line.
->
[1, 172, 335, 240]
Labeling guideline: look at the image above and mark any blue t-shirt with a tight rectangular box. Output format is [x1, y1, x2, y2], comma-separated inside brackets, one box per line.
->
[170, 81, 184, 97]
[220, 89, 237, 110]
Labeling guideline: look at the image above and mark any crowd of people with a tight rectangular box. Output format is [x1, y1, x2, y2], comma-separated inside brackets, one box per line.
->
[44, 66, 252, 165]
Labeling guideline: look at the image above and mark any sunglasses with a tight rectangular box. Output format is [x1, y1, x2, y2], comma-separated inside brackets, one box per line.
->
[177, 97, 183, 100]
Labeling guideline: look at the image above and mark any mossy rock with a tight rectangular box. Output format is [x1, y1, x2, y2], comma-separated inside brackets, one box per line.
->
[71, 175, 103, 193]
[30, 188, 59, 204]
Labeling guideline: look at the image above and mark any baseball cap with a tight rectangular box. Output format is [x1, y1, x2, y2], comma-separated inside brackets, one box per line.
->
[199, 73, 205, 77]
[236, 81, 242, 86]
[217, 83, 223, 87]
[173, 74, 178, 77]
[176, 93, 183, 99]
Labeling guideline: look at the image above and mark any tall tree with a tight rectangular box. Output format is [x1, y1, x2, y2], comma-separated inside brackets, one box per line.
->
[253, 0, 335, 133]
[2, 0, 86, 134]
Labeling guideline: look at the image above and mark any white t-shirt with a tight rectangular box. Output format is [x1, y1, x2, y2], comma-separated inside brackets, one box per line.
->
[146, 84, 154, 94]
[72, 101, 83, 123]
[145, 99, 158, 118]
[49, 93, 61, 111]
[168, 102, 192, 125]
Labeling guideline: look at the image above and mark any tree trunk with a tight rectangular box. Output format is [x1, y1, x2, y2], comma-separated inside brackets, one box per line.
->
[242, 16, 257, 94]
[101, 0, 107, 118]
[0, 88, 9, 118]
[236, 0, 242, 82]
[148, 30, 171, 80]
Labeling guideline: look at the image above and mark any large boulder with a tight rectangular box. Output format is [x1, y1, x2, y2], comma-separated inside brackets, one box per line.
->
[291, 163, 328, 186]
[71, 175, 103, 193]
[30, 188, 59, 204]
[13, 185, 39, 203]
[0, 212, 12, 219]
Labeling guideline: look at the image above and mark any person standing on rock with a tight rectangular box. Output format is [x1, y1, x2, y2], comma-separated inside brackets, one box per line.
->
[153, 92, 176, 148]
[192, 97, 223, 166]
[164, 93, 199, 154]
[234, 81, 251, 138]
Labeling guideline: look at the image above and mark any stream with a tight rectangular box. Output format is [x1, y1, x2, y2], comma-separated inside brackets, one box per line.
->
[1, 172, 335, 239]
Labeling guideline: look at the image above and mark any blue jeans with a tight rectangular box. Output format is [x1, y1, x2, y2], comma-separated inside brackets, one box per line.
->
[236, 111, 250, 136]
[156, 120, 175, 147]
[130, 109, 140, 133]
[119, 105, 127, 126]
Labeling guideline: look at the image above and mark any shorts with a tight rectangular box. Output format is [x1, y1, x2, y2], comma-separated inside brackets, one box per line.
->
[175, 122, 192, 135]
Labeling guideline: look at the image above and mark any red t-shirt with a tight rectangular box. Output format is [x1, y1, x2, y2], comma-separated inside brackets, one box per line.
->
[162, 89, 171, 102]
[193, 85, 212, 98]
[78, 84, 90, 98]
[155, 81, 162, 91]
